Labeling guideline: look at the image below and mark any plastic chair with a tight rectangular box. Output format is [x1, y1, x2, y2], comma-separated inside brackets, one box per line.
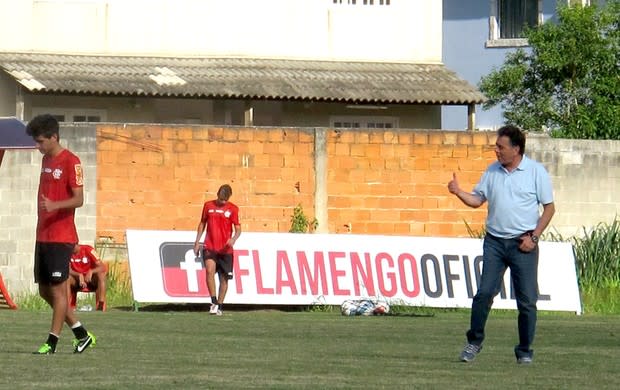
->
[70, 286, 106, 311]
[69, 265, 108, 311]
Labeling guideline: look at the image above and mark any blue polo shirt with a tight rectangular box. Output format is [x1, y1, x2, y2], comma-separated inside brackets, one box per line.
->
[472, 155, 554, 239]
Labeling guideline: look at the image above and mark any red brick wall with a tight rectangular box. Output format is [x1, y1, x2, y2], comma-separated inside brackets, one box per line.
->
[97, 125, 496, 243]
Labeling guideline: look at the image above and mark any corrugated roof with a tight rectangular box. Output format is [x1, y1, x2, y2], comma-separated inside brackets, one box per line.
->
[0, 52, 486, 105]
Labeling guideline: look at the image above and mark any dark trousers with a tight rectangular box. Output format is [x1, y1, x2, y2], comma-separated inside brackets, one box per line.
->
[466, 234, 539, 358]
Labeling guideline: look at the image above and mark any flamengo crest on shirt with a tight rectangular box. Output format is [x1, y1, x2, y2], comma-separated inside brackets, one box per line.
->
[127, 230, 582, 314]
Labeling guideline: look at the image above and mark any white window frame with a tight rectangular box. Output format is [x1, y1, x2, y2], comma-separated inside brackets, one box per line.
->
[31, 107, 107, 123]
[487, 0, 592, 48]
[487, 0, 543, 48]
[330, 115, 399, 129]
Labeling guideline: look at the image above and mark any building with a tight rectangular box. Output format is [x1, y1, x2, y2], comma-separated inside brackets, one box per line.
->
[0, 0, 484, 130]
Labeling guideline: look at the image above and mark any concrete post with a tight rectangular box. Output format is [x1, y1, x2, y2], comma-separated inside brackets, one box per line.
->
[314, 128, 328, 233]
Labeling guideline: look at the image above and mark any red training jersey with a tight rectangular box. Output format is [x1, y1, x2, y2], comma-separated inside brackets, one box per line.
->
[70, 245, 100, 274]
[36, 149, 83, 243]
[200, 200, 240, 254]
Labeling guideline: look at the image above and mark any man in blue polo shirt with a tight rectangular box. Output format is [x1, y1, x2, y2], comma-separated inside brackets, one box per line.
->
[448, 125, 555, 364]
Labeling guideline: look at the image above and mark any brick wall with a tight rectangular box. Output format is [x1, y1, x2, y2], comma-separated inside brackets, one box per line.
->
[3, 124, 619, 297]
[96, 125, 497, 242]
[324, 129, 495, 236]
[97, 125, 318, 242]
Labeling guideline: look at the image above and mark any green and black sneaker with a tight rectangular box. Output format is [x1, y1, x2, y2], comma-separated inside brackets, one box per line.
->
[33, 343, 55, 355]
[73, 331, 96, 353]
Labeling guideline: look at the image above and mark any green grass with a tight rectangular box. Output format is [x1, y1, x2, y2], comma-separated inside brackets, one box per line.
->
[1, 308, 619, 389]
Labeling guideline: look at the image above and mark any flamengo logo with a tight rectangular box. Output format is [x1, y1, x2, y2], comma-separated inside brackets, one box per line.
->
[128, 231, 581, 313]
[160, 242, 207, 296]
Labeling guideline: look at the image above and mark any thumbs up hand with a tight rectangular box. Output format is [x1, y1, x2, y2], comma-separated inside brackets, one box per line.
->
[447, 172, 460, 195]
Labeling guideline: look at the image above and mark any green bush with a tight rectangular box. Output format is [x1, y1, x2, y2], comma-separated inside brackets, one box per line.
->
[548, 218, 620, 289]
[105, 260, 133, 308]
[289, 204, 318, 233]
[15, 292, 48, 311]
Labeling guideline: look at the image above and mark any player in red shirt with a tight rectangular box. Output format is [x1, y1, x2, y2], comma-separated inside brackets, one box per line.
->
[69, 244, 107, 311]
[27, 114, 96, 355]
[193, 184, 241, 315]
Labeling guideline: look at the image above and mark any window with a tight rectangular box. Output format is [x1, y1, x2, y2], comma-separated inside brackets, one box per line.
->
[499, 0, 538, 38]
[73, 115, 102, 122]
[488, 0, 542, 47]
[32, 108, 106, 123]
[332, 0, 390, 5]
[331, 115, 398, 129]
[363, 0, 390, 4]
[367, 121, 393, 129]
[333, 120, 360, 128]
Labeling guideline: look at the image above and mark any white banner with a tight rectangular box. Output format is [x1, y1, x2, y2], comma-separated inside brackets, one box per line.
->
[126, 230, 582, 314]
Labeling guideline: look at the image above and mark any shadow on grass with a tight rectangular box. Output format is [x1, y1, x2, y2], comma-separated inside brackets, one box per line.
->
[111, 303, 436, 317]
[384, 312, 435, 318]
[114, 303, 334, 313]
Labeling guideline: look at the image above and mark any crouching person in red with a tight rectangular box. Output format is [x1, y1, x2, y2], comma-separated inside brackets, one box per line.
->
[69, 244, 107, 311]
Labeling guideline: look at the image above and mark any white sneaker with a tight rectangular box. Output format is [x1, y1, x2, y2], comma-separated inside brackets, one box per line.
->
[216, 309, 223, 316]
[209, 304, 219, 315]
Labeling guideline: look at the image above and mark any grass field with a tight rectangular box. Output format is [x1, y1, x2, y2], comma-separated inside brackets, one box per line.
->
[1, 307, 618, 389]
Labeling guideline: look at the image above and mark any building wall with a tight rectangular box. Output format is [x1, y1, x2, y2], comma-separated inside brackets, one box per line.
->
[2, 124, 618, 297]
[0, 72, 16, 115]
[20, 94, 444, 129]
[0, 0, 446, 129]
[0, 0, 442, 63]
[279, 102, 440, 129]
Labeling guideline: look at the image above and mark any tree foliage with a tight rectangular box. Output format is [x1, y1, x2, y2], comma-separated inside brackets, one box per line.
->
[479, 1, 620, 139]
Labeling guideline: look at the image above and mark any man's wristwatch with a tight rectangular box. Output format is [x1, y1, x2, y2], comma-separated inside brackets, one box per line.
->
[530, 234, 539, 244]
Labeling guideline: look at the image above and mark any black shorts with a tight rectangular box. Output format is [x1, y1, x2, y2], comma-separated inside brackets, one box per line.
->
[34, 242, 74, 284]
[202, 250, 234, 280]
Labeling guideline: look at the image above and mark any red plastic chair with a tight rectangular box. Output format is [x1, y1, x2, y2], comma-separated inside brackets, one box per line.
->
[69, 286, 106, 311]
[69, 265, 108, 311]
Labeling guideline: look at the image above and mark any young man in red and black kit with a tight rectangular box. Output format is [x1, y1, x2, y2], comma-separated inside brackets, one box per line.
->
[27, 114, 96, 354]
[69, 243, 107, 311]
[193, 184, 241, 315]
